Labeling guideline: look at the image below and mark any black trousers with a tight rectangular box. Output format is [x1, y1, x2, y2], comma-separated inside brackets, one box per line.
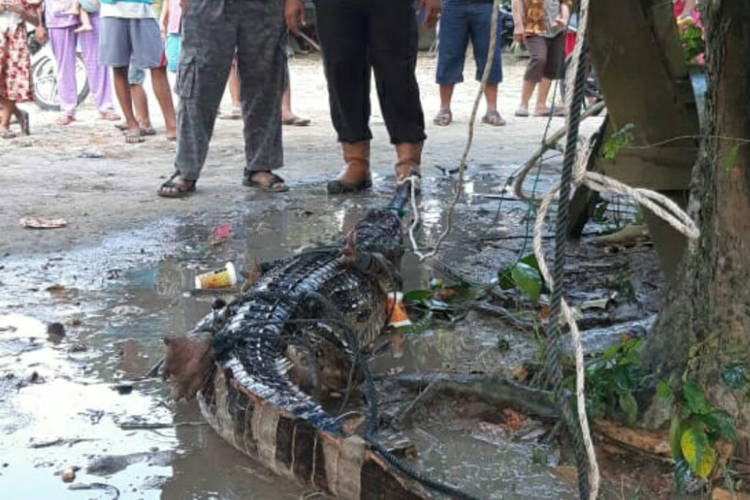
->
[314, 0, 427, 145]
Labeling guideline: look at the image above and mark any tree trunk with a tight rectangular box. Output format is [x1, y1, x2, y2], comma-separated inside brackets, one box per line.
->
[643, 0, 750, 445]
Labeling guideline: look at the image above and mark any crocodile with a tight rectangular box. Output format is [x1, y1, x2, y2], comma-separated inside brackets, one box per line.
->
[162, 181, 431, 500]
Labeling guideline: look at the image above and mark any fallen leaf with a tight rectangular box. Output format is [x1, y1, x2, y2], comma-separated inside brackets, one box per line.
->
[504, 408, 524, 430]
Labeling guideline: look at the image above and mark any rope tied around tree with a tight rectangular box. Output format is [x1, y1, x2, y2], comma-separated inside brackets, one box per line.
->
[532, 0, 701, 499]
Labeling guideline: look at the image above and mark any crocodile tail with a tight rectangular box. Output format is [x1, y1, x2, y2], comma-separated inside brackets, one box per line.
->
[387, 178, 416, 216]
[201, 367, 431, 500]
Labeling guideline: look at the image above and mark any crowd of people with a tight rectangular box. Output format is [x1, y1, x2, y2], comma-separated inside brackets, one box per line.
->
[1, 0, 701, 195]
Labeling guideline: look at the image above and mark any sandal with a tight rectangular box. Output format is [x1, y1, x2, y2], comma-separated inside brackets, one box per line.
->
[56, 115, 75, 126]
[157, 172, 197, 198]
[1, 129, 16, 139]
[515, 106, 530, 117]
[219, 106, 242, 120]
[482, 110, 507, 126]
[282, 115, 311, 127]
[125, 128, 145, 144]
[140, 127, 157, 136]
[433, 109, 452, 127]
[99, 111, 121, 121]
[243, 171, 289, 192]
[534, 106, 566, 117]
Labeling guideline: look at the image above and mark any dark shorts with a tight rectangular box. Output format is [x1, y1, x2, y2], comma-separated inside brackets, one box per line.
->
[523, 33, 565, 83]
[99, 17, 164, 68]
[436, 0, 503, 85]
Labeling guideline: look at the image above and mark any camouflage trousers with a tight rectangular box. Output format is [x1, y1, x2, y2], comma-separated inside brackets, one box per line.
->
[174, 0, 287, 181]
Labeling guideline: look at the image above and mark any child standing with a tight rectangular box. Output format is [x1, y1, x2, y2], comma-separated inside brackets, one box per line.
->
[158, 0, 180, 73]
[64, 0, 93, 33]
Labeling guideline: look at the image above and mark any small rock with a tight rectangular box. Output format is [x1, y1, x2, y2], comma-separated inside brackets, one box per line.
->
[47, 322, 66, 337]
[61, 469, 76, 482]
[78, 148, 104, 159]
[114, 384, 133, 395]
[69, 344, 88, 353]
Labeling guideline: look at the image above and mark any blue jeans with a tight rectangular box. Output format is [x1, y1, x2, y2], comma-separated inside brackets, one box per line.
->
[436, 0, 503, 85]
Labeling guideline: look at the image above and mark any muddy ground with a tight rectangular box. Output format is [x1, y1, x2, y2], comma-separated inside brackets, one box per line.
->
[0, 53, 673, 500]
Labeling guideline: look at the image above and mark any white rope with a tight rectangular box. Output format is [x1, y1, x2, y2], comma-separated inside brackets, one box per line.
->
[531, 1, 700, 498]
[405, 0, 503, 262]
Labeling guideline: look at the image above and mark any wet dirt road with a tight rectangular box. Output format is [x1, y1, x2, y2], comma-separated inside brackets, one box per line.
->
[0, 172, 585, 500]
[0, 51, 632, 499]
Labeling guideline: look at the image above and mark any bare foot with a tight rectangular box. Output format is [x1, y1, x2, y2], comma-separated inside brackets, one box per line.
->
[55, 115, 75, 126]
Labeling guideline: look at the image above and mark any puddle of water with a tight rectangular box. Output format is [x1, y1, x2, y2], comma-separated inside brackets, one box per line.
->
[0, 170, 577, 499]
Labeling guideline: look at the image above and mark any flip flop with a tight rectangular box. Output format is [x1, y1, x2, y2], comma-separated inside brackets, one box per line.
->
[515, 107, 530, 117]
[1, 129, 16, 139]
[243, 171, 289, 192]
[433, 109, 452, 126]
[219, 106, 242, 120]
[158, 172, 197, 198]
[140, 127, 157, 136]
[56, 115, 75, 126]
[482, 111, 507, 126]
[99, 111, 121, 121]
[125, 129, 145, 144]
[282, 116, 311, 127]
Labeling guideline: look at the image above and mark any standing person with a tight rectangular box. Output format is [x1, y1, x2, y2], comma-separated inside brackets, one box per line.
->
[218, 59, 241, 120]
[512, 0, 570, 117]
[433, 0, 505, 127]
[44, 0, 120, 126]
[308, 0, 441, 195]
[281, 61, 309, 126]
[99, 0, 176, 143]
[158, 0, 300, 197]
[0, 0, 38, 138]
[158, 0, 180, 73]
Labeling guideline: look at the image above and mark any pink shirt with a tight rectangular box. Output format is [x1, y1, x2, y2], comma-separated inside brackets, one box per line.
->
[166, 0, 180, 34]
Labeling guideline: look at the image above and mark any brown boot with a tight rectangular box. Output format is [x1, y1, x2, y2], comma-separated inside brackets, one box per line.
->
[395, 142, 423, 182]
[327, 141, 372, 194]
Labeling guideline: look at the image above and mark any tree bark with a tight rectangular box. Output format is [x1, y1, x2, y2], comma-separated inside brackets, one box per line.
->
[643, 0, 750, 444]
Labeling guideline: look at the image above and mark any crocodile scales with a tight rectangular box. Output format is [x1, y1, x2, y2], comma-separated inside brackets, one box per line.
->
[162, 182, 431, 500]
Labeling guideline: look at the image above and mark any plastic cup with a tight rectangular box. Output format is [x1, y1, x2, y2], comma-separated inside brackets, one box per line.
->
[195, 263, 238, 290]
[387, 291, 412, 328]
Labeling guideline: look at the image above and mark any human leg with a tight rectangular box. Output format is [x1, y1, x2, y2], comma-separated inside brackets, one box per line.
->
[314, 0, 373, 192]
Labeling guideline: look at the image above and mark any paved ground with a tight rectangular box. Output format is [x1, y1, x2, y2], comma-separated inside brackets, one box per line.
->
[0, 52, 581, 256]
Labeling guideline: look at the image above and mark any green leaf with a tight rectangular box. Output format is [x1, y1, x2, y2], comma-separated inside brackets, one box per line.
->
[398, 311, 433, 334]
[670, 416, 684, 460]
[683, 380, 710, 415]
[498, 267, 515, 290]
[700, 410, 736, 443]
[511, 262, 543, 302]
[722, 362, 749, 390]
[681, 426, 716, 479]
[403, 290, 432, 304]
[619, 392, 638, 425]
[519, 253, 540, 271]
[603, 344, 620, 361]
[725, 144, 740, 173]
[657, 379, 674, 404]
